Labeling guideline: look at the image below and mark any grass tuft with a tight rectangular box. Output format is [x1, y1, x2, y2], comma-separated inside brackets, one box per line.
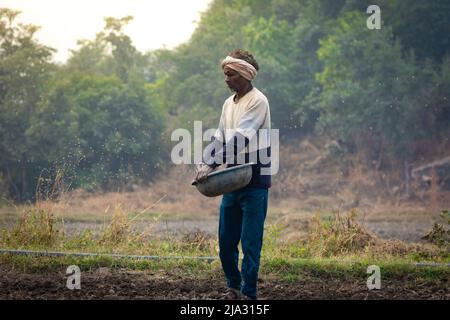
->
[1, 208, 62, 247]
[305, 209, 375, 257]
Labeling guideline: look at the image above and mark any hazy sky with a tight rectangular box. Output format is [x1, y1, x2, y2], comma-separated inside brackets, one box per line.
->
[2, 0, 212, 62]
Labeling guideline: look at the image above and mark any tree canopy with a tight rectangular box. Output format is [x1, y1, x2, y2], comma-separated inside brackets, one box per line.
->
[1, 1, 449, 200]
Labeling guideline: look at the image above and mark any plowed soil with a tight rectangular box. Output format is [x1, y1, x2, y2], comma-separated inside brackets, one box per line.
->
[0, 265, 448, 300]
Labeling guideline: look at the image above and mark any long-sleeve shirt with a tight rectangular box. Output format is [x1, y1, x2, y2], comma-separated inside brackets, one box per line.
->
[203, 87, 271, 188]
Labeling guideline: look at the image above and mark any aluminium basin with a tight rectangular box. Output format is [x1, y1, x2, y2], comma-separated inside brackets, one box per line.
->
[192, 163, 255, 197]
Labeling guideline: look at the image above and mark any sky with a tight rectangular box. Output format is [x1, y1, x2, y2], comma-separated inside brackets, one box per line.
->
[1, 0, 212, 62]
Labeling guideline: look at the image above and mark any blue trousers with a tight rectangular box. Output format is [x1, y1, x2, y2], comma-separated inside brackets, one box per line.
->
[218, 186, 268, 299]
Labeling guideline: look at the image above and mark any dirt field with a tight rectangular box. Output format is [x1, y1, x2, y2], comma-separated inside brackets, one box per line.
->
[0, 265, 448, 300]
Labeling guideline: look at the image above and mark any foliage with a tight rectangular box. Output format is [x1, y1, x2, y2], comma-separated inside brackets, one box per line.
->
[0, 11, 165, 198]
[313, 12, 426, 159]
[0, 8, 56, 200]
[1, 1, 450, 200]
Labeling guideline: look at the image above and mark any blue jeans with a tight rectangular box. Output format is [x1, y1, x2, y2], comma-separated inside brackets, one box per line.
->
[218, 186, 268, 299]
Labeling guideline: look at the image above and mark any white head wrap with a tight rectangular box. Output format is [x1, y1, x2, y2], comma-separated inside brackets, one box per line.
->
[221, 56, 257, 81]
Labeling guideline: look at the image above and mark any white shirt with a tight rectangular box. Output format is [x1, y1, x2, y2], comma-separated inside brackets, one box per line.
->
[214, 87, 271, 154]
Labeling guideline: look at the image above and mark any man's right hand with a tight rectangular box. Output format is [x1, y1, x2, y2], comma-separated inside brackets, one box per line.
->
[194, 163, 215, 183]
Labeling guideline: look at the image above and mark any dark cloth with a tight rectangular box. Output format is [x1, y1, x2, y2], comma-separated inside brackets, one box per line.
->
[203, 133, 271, 189]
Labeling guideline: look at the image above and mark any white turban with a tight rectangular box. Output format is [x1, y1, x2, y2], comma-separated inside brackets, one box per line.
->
[221, 56, 257, 81]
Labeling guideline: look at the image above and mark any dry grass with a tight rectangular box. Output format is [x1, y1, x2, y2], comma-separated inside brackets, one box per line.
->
[99, 205, 131, 245]
[1, 208, 62, 247]
[305, 209, 376, 257]
[0, 201, 447, 263]
[44, 164, 221, 220]
[0, 202, 217, 256]
[421, 210, 450, 248]
[181, 229, 217, 256]
[269, 208, 445, 260]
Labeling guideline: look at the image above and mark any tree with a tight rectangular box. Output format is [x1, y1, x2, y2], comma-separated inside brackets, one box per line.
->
[0, 8, 55, 200]
[39, 16, 167, 191]
[385, 0, 450, 63]
[313, 12, 426, 163]
[66, 16, 145, 83]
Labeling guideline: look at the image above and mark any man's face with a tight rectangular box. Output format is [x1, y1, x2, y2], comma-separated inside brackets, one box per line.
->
[223, 66, 248, 92]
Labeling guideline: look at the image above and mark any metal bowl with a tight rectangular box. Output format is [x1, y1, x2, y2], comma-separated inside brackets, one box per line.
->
[192, 163, 254, 197]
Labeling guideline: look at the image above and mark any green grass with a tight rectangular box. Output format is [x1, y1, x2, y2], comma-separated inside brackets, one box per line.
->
[1, 253, 448, 286]
[0, 205, 448, 283]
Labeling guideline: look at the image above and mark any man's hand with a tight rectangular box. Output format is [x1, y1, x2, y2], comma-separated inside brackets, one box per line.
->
[194, 163, 215, 183]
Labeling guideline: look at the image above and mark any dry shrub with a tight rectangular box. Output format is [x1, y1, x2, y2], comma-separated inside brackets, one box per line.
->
[99, 205, 131, 245]
[304, 209, 441, 258]
[306, 209, 376, 257]
[2, 208, 62, 247]
[421, 210, 450, 248]
[98, 204, 158, 246]
[0, 169, 69, 247]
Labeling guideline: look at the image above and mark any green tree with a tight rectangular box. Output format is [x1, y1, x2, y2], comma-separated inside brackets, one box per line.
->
[242, 16, 298, 129]
[313, 12, 426, 163]
[385, 0, 450, 63]
[30, 72, 166, 191]
[0, 8, 55, 200]
[66, 16, 145, 83]
[149, 1, 256, 132]
[41, 16, 167, 190]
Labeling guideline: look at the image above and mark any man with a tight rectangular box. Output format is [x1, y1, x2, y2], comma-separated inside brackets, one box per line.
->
[194, 49, 271, 300]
